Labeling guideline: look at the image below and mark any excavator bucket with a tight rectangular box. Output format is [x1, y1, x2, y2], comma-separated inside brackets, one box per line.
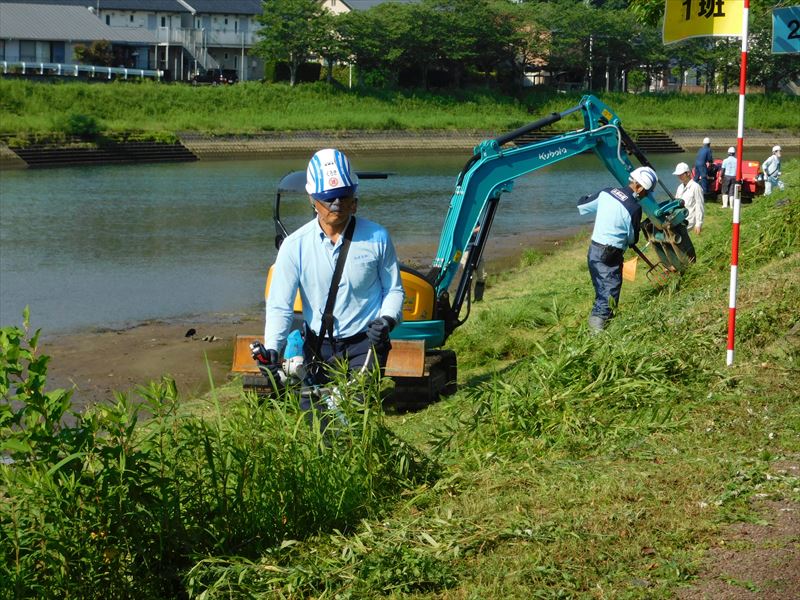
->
[231, 334, 262, 376]
[384, 339, 426, 378]
[230, 335, 427, 380]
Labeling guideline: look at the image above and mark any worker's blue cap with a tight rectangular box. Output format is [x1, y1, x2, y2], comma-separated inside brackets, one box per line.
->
[305, 148, 359, 202]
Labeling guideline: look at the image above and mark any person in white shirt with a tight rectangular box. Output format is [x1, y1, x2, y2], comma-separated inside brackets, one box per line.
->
[719, 147, 737, 208]
[673, 162, 704, 235]
[762, 146, 784, 196]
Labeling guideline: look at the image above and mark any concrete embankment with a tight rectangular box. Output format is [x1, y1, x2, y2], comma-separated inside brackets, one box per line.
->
[180, 129, 797, 160]
[178, 130, 496, 159]
[1, 129, 797, 169]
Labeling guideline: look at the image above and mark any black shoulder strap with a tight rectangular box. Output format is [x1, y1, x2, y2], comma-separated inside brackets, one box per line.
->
[318, 216, 356, 352]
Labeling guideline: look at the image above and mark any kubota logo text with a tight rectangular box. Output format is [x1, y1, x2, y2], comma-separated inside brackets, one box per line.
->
[539, 147, 568, 161]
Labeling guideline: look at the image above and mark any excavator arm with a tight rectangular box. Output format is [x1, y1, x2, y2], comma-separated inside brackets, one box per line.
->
[392, 95, 695, 346]
[234, 95, 694, 407]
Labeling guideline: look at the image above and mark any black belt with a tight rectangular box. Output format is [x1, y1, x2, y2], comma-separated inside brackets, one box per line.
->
[591, 240, 621, 249]
[306, 329, 368, 346]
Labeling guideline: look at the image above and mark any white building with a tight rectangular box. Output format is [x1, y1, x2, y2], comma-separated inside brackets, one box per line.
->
[0, 0, 264, 81]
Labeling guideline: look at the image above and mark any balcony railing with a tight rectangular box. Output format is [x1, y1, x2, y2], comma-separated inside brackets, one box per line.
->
[153, 27, 257, 48]
[204, 30, 258, 47]
[1, 61, 162, 79]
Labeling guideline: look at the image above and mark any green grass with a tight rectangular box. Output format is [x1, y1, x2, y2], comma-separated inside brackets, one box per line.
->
[1, 79, 798, 136]
[183, 166, 800, 598]
[2, 163, 798, 598]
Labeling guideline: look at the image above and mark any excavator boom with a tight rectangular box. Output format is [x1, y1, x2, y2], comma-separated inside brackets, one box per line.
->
[392, 95, 695, 344]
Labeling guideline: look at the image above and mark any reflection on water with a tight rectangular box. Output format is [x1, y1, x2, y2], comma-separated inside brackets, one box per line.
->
[0, 147, 791, 333]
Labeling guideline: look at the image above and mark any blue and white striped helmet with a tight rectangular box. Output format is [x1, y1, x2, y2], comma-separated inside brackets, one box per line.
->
[305, 148, 359, 201]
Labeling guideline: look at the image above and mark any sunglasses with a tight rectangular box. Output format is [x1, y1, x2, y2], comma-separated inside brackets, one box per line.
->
[317, 195, 356, 205]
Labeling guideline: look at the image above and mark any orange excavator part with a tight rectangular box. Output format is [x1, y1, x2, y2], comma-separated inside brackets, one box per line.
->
[230, 334, 426, 379]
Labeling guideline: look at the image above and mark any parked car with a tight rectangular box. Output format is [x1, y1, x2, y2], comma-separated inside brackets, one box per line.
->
[191, 69, 238, 85]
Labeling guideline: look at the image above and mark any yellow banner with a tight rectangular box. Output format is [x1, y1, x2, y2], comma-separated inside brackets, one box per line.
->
[663, 0, 744, 44]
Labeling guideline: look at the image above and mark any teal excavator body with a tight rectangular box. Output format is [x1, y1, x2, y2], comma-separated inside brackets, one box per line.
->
[390, 94, 694, 350]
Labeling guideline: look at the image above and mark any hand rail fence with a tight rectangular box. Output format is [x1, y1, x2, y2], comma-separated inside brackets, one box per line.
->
[2, 61, 162, 80]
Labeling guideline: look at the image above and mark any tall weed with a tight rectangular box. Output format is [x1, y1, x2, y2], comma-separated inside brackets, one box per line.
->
[1, 318, 434, 598]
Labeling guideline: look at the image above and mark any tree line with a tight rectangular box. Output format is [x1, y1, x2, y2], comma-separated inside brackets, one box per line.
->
[254, 0, 798, 92]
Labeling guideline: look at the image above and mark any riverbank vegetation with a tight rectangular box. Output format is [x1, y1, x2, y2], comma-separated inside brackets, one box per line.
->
[2, 163, 799, 597]
[1, 79, 798, 139]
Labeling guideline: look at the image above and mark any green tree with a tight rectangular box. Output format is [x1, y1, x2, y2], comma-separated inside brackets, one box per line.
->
[337, 3, 414, 88]
[73, 40, 113, 66]
[254, 0, 329, 86]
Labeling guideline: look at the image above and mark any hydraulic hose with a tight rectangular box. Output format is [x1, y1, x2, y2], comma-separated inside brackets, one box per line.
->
[495, 103, 584, 147]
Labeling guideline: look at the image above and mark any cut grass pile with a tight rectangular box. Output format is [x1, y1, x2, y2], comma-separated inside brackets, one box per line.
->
[2, 162, 798, 598]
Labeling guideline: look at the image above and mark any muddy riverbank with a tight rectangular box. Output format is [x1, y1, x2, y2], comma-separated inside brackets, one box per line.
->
[37, 226, 579, 411]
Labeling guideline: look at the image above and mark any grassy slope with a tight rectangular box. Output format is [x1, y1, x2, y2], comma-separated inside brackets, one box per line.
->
[196, 166, 799, 598]
[1, 79, 798, 135]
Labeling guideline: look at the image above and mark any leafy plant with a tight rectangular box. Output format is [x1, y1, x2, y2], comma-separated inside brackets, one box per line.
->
[1, 315, 434, 598]
[59, 113, 103, 139]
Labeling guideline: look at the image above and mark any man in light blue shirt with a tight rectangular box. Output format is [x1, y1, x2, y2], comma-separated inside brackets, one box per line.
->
[720, 146, 737, 208]
[253, 148, 404, 386]
[577, 166, 657, 331]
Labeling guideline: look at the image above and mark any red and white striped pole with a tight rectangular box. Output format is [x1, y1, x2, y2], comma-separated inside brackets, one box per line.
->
[727, 0, 750, 366]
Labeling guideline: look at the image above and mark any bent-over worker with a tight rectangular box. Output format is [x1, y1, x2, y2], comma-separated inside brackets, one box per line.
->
[577, 166, 657, 331]
[762, 145, 784, 196]
[253, 148, 404, 386]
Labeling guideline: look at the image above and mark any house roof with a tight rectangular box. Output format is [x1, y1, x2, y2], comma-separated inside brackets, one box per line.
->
[0, 2, 157, 42]
[0, 0, 264, 15]
[341, 0, 418, 10]
[0, 0, 190, 11]
[185, 0, 262, 15]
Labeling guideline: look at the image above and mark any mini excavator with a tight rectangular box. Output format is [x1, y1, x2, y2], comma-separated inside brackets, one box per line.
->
[231, 95, 695, 408]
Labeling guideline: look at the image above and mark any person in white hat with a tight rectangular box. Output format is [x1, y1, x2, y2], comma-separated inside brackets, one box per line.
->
[673, 162, 704, 234]
[693, 137, 714, 194]
[254, 148, 404, 391]
[762, 145, 784, 195]
[577, 166, 658, 331]
[719, 146, 737, 208]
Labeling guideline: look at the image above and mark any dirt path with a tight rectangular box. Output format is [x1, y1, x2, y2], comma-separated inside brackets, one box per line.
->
[42, 312, 263, 411]
[678, 459, 800, 599]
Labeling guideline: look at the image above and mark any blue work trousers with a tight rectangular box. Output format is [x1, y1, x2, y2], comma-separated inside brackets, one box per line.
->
[303, 330, 389, 386]
[587, 242, 623, 321]
[694, 165, 709, 193]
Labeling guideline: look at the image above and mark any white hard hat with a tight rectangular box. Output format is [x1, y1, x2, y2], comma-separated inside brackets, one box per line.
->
[672, 162, 691, 175]
[773, 145, 781, 153]
[703, 137, 711, 145]
[727, 146, 735, 154]
[305, 148, 359, 201]
[630, 166, 658, 192]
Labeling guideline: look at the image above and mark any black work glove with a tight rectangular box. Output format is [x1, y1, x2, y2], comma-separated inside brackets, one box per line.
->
[365, 316, 396, 346]
[250, 341, 281, 380]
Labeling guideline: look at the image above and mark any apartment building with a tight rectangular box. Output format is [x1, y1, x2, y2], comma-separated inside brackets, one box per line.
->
[0, 0, 264, 81]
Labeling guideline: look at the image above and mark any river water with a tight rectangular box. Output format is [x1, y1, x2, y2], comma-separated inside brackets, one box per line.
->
[0, 148, 789, 334]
